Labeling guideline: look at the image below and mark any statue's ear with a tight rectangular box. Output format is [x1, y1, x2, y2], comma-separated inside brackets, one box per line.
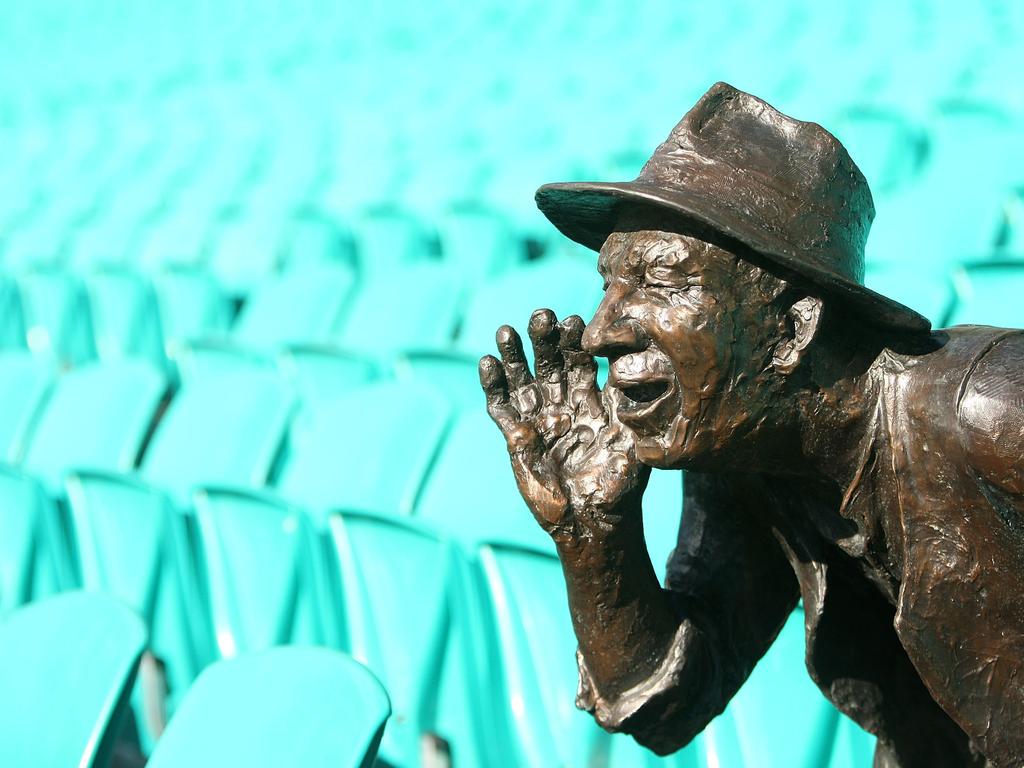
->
[772, 295, 824, 375]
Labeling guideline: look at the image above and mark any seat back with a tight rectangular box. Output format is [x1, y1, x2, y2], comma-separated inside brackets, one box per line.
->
[0, 591, 146, 768]
[476, 543, 703, 768]
[23, 360, 167, 494]
[233, 264, 355, 349]
[0, 466, 75, 614]
[193, 487, 339, 655]
[66, 472, 213, 699]
[141, 368, 293, 505]
[278, 381, 449, 520]
[416, 410, 552, 552]
[0, 351, 55, 463]
[146, 647, 390, 768]
[328, 513, 474, 767]
[335, 262, 465, 356]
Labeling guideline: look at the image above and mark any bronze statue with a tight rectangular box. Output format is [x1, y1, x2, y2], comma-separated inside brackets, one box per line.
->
[479, 82, 1024, 768]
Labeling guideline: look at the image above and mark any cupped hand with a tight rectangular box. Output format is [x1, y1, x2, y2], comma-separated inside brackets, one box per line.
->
[479, 308, 649, 538]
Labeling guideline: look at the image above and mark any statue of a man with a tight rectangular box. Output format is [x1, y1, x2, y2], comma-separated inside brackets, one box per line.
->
[479, 82, 1024, 768]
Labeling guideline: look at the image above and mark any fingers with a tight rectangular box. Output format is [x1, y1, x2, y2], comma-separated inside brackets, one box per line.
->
[529, 309, 562, 382]
[559, 314, 601, 415]
[479, 354, 518, 425]
[496, 325, 532, 390]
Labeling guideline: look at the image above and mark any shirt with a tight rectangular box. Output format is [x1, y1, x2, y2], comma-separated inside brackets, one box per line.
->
[576, 325, 1024, 767]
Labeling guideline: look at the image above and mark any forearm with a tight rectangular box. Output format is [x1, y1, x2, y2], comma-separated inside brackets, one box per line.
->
[552, 502, 724, 748]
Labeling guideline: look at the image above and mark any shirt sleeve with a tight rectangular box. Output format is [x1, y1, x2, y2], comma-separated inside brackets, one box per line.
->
[573, 471, 800, 755]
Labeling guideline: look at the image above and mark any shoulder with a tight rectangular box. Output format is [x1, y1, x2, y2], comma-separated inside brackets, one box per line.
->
[952, 328, 1024, 492]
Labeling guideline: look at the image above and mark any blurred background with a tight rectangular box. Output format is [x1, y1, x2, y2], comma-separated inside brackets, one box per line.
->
[0, 1, 1021, 766]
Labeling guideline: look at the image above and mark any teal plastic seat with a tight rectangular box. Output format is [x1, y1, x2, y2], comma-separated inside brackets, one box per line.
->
[18, 270, 97, 366]
[698, 609, 839, 768]
[0, 350, 54, 462]
[394, 350, 483, 409]
[233, 264, 356, 350]
[349, 205, 432, 277]
[435, 203, 524, 283]
[146, 647, 390, 768]
[282, 216, 354, 270]
[0, 275, 27, 350]
[456, 257, 603, 360]
[208, 213, 288, 295]
[416, 410, 552, 553]
[0, 591, 147, 768]
[139, 211, 212, 271]
[335, 262, 465, 357]
[277, 381, 450, 521]
[66, 471, 214, 752]
[475, 543, 702, 767]
[173, 339, 276, 384]
[0, 466, 76, 614]
[329, 513, 485, 767]
[193, 487, 339, 655]
[948, 262, 1024, 327]
[277, 345, 379, 410]
[829, 107, 927, 195]
[23, 359, 167, 495]
[85, 270, 167, 365]
[152, 270, 232, 359]
[141, 368, 293, 506]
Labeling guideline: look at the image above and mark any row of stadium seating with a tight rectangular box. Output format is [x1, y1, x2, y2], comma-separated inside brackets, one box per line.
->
[0, 257, 1023, 379]
[0, 592, 392, 767]
[0, 359, 873, 766]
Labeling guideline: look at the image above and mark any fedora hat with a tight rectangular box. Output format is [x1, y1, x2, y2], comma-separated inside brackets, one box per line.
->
[535, 82, 930, 333]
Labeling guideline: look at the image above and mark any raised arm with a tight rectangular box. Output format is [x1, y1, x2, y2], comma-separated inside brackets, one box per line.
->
[480, 309, 799, 755]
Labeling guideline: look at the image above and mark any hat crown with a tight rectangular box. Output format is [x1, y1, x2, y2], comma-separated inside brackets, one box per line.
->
[639, 82, 874, 284]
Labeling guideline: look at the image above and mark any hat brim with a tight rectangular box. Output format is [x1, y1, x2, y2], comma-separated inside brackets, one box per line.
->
[535, 181, 931, 333]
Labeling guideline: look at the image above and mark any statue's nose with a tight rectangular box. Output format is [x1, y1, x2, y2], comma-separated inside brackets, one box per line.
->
[582, 284, 647, 358]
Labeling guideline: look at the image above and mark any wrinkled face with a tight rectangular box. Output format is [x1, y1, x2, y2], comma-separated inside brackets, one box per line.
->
[585, 223, 790, 469]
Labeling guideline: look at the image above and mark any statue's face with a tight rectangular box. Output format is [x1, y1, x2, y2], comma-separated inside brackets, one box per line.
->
[585, 225, 788, 469]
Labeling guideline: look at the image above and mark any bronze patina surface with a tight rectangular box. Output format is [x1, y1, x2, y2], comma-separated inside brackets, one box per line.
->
[480, 82, 1024, 767]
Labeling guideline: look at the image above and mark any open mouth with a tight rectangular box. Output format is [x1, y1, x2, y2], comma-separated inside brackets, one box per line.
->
[620, 380, 670, 405]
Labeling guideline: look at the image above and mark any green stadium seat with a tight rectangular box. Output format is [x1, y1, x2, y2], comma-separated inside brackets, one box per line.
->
[2, 218, 66, 270]
[208, 213, 288, 295]
[277, 345, 379, 410]
[277, 381, 450, 521]
[140, 368, 293, 506]
[152, 270, 232, 358]
[0, 591, 147, 768]
[456, 257, 603, 360]
[18, 270, 97, 366]
[173, 340, 276, 384]
[282, 216, 355, 270]
[335, 262, 465, 357]
[416, 410, 553, 553]
[233, 264, 356, 350]
[0, 466, 76, 615]
[475, 543, 703, 767]
[145, 647, 390, 768]
[0, 351, 55, 462]
[0, 276, 27, 350]
[394, 350, 482, 409]
[193, 486, 341, 655]
[349, 205, 433, 278]
[698, 609, 839, 768]
[329, 512, 486, 767]
[948, 262, 1024, 328]
[23, 360, 166, 495]
[435, 203, 525, 283]
[139, 211, 213, 272]
[84, 270, 167, 365]
[65, 471, 215, 753]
